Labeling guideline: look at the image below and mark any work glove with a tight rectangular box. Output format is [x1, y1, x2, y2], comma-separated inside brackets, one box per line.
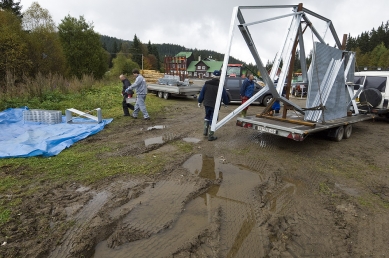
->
[198, 103, 201, 108]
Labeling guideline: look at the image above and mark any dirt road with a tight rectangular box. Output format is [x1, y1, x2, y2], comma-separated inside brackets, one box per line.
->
[1, 94, 389, 257]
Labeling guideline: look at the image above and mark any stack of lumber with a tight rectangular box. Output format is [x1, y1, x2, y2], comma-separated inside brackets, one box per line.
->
[142, 70, 164, 84]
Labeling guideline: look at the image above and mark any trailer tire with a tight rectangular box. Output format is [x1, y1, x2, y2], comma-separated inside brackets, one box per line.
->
[343, 124, 352, 139]
[334, 126, 344, 142]
[158, 91, 163, 98]
[163, 92, 170, 99]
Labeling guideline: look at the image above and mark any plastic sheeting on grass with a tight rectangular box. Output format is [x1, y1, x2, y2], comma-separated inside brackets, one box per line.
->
[0, 107, 113, 158]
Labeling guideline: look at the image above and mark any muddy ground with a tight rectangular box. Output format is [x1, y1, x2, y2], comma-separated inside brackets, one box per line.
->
[1, 91, 389, 257]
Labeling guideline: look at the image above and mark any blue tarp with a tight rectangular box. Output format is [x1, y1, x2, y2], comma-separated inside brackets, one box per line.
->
[0, 107, 113, 158]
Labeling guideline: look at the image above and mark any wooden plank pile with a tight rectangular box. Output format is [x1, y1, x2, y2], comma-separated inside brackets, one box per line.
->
[142, 70, 164, 84]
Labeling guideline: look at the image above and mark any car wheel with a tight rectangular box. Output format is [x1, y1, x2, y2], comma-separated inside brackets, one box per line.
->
[163, 92, 170, 99]
[262, 95, 273, 107]
[158, 91, 163, 98]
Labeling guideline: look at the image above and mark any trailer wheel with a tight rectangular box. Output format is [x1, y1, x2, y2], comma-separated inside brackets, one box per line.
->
[163, 92, 170, 99]
[158, 91, 163, 98]
[343, 124, 352, 139]
[334, 126, 344, 142]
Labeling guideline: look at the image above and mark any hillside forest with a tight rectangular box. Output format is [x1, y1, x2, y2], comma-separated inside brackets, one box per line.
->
[1, 0, 389, 101]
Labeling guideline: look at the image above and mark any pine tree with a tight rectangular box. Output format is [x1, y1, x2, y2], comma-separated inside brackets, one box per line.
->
[130, 34, 143, 68]
[147, 40, 153, 54]
[0, 0, 23, 19]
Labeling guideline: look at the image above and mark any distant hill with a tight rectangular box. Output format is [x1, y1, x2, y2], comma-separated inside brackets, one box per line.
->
[100, 35, 244, 64]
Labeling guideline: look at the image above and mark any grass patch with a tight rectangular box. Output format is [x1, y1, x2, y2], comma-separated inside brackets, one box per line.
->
[0, 209, 11, 226]
[318, 182, 332, 195]
[0, 76, 173, 222]
[0, 176, 19, 193]
[172, 141, 194, 153]
[357, 196, 374, 207]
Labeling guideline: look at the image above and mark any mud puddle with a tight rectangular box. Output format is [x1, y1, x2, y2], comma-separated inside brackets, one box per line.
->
[91, 154, 299, 257]
[144, 136, 164, 146]
[47, 154, 300, 257]
[147, 125, 166, 131]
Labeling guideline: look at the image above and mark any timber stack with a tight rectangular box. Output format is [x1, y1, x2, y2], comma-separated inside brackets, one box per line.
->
[142, 70, 164, 84]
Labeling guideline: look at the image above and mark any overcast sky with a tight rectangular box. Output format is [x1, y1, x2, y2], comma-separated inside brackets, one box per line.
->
[20, 0, 389, 64]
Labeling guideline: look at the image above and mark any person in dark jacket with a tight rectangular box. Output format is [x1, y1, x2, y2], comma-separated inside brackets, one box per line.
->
[239, 74, 255, 117]
[197, 70, 230, 141]
[120, 74, 134, 116]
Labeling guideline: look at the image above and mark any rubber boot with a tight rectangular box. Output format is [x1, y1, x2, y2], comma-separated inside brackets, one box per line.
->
[203, 121, 209, 136]
[208, 131, 217, 141]
[241, 109, 247, 117]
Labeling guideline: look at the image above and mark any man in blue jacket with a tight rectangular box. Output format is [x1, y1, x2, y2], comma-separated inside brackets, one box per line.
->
[240, 74, 255, 117]
[198, 70, 230, 141]
[125, 69, 150, 120]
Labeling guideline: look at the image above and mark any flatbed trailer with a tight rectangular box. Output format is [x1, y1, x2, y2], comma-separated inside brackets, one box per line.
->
[147, 84, 202, 99]
[236, 113, 375, 142]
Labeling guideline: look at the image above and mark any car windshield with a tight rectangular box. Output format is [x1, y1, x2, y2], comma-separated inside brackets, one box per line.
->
[227, 67, 241, 77]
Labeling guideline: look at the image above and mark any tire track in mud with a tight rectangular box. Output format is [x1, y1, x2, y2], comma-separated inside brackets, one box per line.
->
[94, 177, 211, 257]
[210, 116, 359, 256]
[353, 214, 389, 256]
[106, 180, 202, 248]
[50, 191, 111, 258]
[49, 181, 140, 258]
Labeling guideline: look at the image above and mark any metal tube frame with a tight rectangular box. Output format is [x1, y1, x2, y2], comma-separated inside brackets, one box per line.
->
[210, 4, 346, 132]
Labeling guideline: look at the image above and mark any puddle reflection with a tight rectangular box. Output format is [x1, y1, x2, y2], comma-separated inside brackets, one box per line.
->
[94, 154, 298, 257]
[144, 136, 164, 146]
[147, 125, 166, 131]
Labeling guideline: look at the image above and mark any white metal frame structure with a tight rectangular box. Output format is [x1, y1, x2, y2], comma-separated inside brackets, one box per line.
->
[210, 4, 348, 132]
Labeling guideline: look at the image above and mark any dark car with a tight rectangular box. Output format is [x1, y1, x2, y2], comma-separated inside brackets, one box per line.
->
[224, 77, 273, 106]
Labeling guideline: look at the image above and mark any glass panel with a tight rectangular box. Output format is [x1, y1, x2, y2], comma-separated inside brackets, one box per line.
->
[353, 76, 364, 85]
[365, 76, 387, 92]
[226, 67, 240, 77]
[226, 79, 240, 88]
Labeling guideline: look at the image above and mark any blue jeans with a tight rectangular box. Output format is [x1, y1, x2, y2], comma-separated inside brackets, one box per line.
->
[133, 95, 149, 118]
[204, 106, 215, 121]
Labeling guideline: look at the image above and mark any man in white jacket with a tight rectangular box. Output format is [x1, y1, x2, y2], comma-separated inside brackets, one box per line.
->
[125, 69, 150, 120]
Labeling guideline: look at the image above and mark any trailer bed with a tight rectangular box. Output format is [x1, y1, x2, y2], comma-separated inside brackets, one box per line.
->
[236, 113, 375, 141]
[147, 84, 202, 98]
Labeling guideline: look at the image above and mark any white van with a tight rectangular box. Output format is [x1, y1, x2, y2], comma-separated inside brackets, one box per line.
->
[354, 71, 389, 117]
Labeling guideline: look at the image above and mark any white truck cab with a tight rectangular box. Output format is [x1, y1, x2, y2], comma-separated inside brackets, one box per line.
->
[354, 71, 389, 117]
